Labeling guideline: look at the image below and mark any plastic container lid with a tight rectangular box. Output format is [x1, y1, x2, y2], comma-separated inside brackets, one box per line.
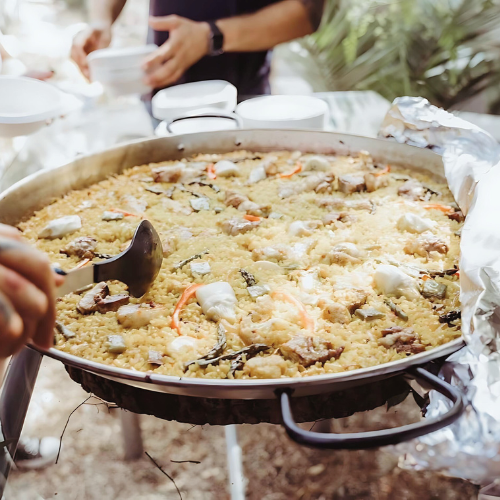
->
[152, 80, 237, 121]
[88, 45, 157, 70]
[236, 95, 328, 129]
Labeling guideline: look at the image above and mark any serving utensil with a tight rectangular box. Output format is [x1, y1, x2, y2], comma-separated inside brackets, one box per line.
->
[56, 220, 163, 298]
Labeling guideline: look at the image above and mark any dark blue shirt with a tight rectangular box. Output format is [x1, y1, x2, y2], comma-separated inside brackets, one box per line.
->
[149, 0, 281, 97]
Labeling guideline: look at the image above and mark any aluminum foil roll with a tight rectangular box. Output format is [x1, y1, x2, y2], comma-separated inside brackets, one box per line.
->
[379, 97, 500, 484]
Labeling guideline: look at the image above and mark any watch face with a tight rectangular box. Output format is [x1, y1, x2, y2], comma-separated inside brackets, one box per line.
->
[210, 21, 224, 56]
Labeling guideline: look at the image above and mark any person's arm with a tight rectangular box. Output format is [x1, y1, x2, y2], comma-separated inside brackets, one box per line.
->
[71, 0, 127, 78]
[143, 0, 324, 89]
[218, 0, 323, 52]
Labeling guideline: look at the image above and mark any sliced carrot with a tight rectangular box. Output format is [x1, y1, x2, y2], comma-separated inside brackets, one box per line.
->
[110, 208, 144, 218]
[207, 163, 216, 180]
[271, 291, 314, 333]
[171, 283, 206, 335]
[373, 165, 391, 177]
[72, 258, 91, 270]
[424, 204, 454, 214]
[243, 214, 261, 222]
[422, 274, 431, 281]
[279, 162, 302, 179]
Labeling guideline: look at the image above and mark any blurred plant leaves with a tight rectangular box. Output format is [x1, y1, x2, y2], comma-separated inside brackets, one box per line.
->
[284, 0, 500, 110]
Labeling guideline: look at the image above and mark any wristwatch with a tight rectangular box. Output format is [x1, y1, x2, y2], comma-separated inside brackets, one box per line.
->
[207, 21, 224, 56]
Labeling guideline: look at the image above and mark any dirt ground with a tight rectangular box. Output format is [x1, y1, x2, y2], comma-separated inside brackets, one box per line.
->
[4, 357, 479, 500]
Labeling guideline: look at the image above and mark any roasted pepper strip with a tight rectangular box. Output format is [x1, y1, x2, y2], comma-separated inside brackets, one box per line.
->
[279, 162, 302, 178]
[171, 283, 206, 335]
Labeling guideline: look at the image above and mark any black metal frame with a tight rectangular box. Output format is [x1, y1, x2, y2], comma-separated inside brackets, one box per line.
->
[278, 366, 464, 449]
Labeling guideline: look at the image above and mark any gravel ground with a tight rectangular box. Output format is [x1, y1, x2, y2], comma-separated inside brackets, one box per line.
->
[4, 357, 479, 500]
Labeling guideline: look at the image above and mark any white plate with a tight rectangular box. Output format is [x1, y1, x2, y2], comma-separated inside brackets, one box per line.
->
[236, 95, 328, 130]
[152, 80, 237, 121]
[0, 76, 62, 137]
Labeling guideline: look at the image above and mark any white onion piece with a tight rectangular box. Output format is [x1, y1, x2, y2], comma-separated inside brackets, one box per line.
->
[214, 160, 239, 177]
[196, 281, 237, 322]
[38, 215, 81, 239]
[304, 156, 330, 171]
[373, 265, 420, 300]
[397, 213, 436, 234]
[168, 336, 198, 354]
[333, 242, 360, 257]
[254, 261, 283, 273]
[288, 221, 314, 237]
[248, 165, 267, 184]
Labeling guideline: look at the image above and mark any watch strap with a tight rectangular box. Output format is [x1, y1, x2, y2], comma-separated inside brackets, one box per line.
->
[208, 21, 224, 56]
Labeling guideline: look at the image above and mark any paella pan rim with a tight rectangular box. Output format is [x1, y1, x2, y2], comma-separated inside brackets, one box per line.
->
[0, 129, 464, 399]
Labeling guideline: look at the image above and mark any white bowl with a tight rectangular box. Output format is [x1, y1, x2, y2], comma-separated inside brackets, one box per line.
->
[152, 80, 237, 121]
[88, 45, 157, 70]
[236, 95, 328, 130]
[0, 76, 62, 137]
[88, 45, 157, 97]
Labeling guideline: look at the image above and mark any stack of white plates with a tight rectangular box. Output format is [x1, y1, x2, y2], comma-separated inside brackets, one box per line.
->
[0, 76, 62, 137]
[88, 45, 157, 97]
[152, 80, 237, 122]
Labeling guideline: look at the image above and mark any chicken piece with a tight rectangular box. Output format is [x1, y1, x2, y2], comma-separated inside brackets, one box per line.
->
[378, 326, 426, 354]
[61, 237, 97, 260]
[404, 235, 449, 257]
[448, 210, 465, 223]
[252, 245, 290, 263]
[279, 173, 333, 199]
[77, 283, 109, 314]
[220, 217, 260, 236]
[225, 191, 248, 208]
[243, 355, 287, 379]
[326, 251, 362, 266]
[317, 198, 372, 211]
[237, 200, 271, 217]
[280, 336, 344, 367]
[331, 289, 368, 314]
[288, 220, 322, 237]
[322, 212, 357, 226]
[117, 303, 164, 328]
[319, 301, 351, 324]
[398, 179, 425, 201]
[95, 294, 130, 313]
[239, 315, 294, 346]
[38, 215, 82, 239]
[338, 174, 366, 194]
[161, 236, 177, 258]
[152, 163, 199, 184]
[364, 172, 389, 192]
[315, 181, 332, 193]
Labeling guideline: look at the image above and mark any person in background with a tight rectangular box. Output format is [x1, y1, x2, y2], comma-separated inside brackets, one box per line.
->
[0, 224, 64, 469]
[71, 0, 325, 96]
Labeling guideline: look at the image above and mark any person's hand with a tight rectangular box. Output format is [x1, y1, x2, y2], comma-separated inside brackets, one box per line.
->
[0, 225, 64, 358]
[142, 15, 211, 89]
[70, 25, 112, 79]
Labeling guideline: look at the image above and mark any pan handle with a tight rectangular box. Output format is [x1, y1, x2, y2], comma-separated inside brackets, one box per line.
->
[278, 366, 464, 450]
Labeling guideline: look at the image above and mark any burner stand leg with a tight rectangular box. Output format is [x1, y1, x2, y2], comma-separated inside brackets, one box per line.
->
[225, 425, 246, 500]
[120, 410, 143, 460]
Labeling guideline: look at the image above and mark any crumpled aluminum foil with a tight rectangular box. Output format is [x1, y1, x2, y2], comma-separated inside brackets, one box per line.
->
[379, 97, 500, 484]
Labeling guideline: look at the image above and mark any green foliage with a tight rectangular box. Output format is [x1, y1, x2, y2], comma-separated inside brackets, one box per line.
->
[294, 0, 500, 109]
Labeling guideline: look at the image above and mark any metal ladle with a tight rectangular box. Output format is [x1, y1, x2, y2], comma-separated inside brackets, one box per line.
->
[57, 220, 163, 298]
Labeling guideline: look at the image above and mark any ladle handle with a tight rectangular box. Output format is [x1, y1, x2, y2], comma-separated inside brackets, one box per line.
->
[56, 265, 94, 297]
[278, 366, 464, 450]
